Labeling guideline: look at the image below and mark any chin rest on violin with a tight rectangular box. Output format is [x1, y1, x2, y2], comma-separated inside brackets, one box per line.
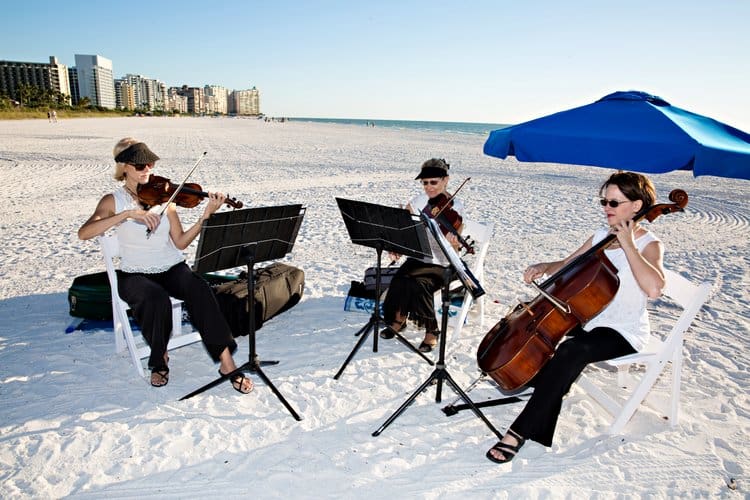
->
[425, 192, 475, 255]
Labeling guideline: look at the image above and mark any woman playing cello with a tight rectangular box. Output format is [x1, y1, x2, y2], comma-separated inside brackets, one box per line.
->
[78, 138, 252, 393]
[486, 171, 665, 464]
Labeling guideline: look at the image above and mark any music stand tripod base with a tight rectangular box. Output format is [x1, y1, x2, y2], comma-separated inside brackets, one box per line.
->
[372, 261, 502, 440]
[333, 247, 434, 380]
[333, 198, 435, 379]
[180, 205, 305, 422]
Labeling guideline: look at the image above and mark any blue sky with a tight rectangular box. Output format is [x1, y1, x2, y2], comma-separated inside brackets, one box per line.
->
[3, 0, 748, 129]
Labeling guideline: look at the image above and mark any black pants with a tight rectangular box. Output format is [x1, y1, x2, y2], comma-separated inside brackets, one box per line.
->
[382, 258, 446, 333]
[510, 326, 636, 447]
[117, 262, 237, 370]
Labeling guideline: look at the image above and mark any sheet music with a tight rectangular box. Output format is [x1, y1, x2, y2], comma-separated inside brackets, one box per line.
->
[421, 213, 485, 298]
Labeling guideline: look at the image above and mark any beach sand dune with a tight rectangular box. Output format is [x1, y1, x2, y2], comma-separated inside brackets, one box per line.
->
[0, 117, 747, 498]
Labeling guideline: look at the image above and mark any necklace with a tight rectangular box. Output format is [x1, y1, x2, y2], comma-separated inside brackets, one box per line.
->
[124, 184, 148, 209]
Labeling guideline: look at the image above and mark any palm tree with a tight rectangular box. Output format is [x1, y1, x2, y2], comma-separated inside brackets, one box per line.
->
[18, 85, 35, 107]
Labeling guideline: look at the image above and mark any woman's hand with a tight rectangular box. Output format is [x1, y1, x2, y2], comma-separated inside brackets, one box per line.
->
[388, 251, 402, 262]
[523, 263, 548, 283]
[129, 209, 162, 232]
[609, 219, 637, 250]
[446, 232, 460, 251]
[201, 192, 227, 221]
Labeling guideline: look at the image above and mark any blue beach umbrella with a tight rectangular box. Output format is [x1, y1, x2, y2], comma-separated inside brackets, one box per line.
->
[483, 91, 750, 180]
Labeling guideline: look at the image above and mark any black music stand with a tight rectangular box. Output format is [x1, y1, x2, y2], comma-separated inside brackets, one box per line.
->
[179, 205, 305, 422]
[333, 198, 434, 380]
[372, 213, 502, 439]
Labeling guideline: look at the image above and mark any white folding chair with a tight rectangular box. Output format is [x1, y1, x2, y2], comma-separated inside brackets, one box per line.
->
[100, 234, 202, 377]
[435, 220, 494, 342]
[577, 269, 712, 434]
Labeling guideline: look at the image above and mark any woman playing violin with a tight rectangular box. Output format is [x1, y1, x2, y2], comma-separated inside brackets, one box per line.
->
[486, 171, 665, 464]
[78, 138, 252, 393]
[380, 158, 463, 352]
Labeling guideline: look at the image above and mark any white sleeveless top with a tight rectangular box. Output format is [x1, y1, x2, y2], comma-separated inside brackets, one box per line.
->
[408, 193, 465, 266]
[583, 227, 660, 352]
[112, 186, 184, 273]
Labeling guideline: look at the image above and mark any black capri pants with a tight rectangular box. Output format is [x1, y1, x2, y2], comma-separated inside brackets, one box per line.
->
[117, 262, 237, 370]
[509, 325, 636, 447]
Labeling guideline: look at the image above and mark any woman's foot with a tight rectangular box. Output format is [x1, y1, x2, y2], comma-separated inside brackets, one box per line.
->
[418, 332, 439, 352]
[486, 429, 526, 464]
[150, 367, 169, 387]
[150, 353, 170, 387]
[380, 319, 407, 339]
[219, 369, 253, 394]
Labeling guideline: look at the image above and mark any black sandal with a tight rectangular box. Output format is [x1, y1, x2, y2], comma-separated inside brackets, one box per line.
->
[380, 320, 407, 339]
[418, 332, 439, 353]
[486, 429, 526, 464]
[219, 369, 253, 394]
[150, 367, 169, 387]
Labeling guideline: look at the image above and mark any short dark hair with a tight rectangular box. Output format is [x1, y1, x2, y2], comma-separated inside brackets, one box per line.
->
[600, 171, 656, 208]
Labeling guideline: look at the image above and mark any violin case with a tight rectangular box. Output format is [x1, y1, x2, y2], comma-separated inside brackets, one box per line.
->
[212, 263, 305, 336]
[67, 272, 113, 320]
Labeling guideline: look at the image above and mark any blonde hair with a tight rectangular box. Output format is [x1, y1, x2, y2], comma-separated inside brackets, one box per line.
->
[112, 137, 140, 181]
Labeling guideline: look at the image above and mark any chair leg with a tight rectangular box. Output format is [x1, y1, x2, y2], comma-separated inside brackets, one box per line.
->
[171, 301, 182, 337]
[669, 350, 682, 427]
[608, 359, 666, 434]
[617, 366, 628, 387]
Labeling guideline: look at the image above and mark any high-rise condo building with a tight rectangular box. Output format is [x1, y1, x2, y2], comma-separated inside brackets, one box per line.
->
[204, 85, 229, 115]
[0, 56, 72, 105]
[74, 54, 116, 109]
[230, 86, 260, 116]
[115, 75, 167, 112]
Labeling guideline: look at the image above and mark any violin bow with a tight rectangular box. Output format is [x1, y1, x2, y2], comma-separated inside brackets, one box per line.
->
[432, 177, 471, 218]
[145, 151, 207, 238]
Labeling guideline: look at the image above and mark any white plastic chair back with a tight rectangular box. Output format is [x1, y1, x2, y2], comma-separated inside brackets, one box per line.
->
[435, 220, 494, 343]
[577, 268, 712, 434]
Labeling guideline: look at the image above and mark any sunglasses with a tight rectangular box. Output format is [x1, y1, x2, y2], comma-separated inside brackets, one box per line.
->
[599, 198, 632, 208]
[421, 179, 442, 186]
[131, 163, 153, 171]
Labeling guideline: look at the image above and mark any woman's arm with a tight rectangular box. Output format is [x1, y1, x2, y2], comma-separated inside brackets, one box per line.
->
[523, 236, 594, 284]
[612, 220, 665, 298]
[168, 192, 226, 250]
[77, 194, 161, 240]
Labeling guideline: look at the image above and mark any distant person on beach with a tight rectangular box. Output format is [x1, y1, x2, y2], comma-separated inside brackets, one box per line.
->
[485, 171, 665, 464]
[51, 110, 57, 123]
[379, 158, 463, 352]
[77, 138, 253, 393]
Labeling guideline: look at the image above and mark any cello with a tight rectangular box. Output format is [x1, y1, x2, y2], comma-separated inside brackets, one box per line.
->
[476, 189, 688, 391]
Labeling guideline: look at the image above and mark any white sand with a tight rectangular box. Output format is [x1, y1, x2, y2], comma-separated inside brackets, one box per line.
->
[0, 116, 747, 498]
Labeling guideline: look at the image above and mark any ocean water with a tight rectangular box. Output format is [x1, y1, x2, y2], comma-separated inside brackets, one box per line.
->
[289, 117, 510, 136]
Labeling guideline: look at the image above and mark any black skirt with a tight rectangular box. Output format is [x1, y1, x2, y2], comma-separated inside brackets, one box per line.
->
[382, 258, 446, 332]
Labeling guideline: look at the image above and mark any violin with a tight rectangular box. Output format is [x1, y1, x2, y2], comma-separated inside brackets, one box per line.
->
[423, 179, 475, 254]
[476, 189, 689, 391]
[137, 175, 243, 209]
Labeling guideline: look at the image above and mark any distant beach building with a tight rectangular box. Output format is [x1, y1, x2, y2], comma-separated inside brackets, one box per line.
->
[115, 80, 137, 110]
[204, 85, 229, 115]
[230, 86, 260, 116]
[174, 85, 206, 115]
[166, 87, 188, 114]
[0, 56, 71, 105]
[74, 54, 116, 109]
[115, 74, 166, 112]
[68, 67, 80, 105]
